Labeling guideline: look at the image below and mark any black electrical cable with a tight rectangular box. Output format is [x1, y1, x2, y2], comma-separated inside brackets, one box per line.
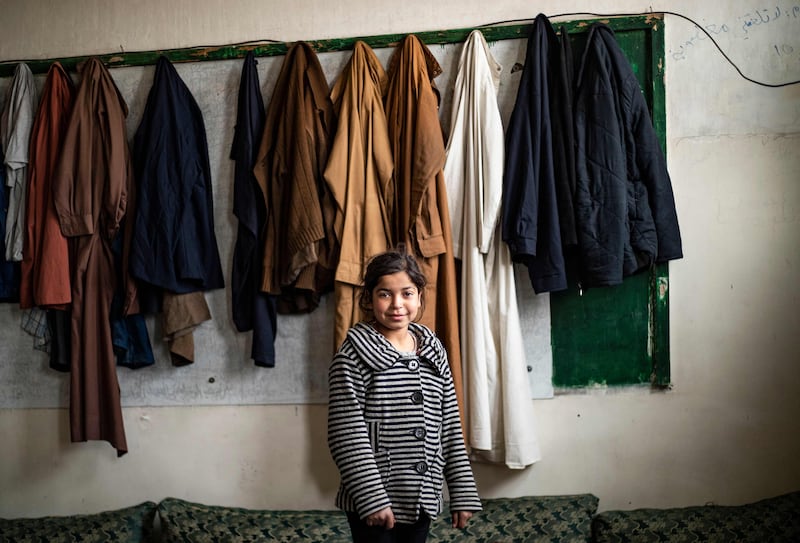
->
[478, 10, 800, 88]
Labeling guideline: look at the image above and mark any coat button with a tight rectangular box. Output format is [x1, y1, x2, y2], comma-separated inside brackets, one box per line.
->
[415, 461, 428, 474]
[411, 391, 423, 404]
[413, 427, 426, 440]
[407, 360, 419, 371]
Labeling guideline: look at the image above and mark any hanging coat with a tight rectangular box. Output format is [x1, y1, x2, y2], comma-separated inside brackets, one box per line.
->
[130, 56, 224, 294]
[443, 30, 541, 469]
[53, 57, 131, 456]
[20, 61, 73, 310]
[0, 146, 20, 301]
[324, 41, 393, 350]
[130, 56, 223, 366]
[19, 62, 74, 373]
[383, 34, 465, 431]
[574, 23, 682, 287]
[253, 42, 338, 314]
[502, 14, 567, 294]
[1, 63, 35, 263]
[230, 51, 277, 367]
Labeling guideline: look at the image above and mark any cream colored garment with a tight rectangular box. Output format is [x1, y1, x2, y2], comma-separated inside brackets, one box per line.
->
[443, 30, 541, 469]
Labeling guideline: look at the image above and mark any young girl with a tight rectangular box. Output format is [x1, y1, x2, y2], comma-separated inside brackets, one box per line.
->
[327, 248, 482, 543]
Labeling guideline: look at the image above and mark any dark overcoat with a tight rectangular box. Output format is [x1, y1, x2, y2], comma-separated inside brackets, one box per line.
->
[130, 56, 224, 294]
[501, 13, 568, 294]
[230, 51, 277, 367]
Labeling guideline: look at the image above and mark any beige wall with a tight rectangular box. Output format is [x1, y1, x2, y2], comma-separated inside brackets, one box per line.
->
[1, 0, 799, 517]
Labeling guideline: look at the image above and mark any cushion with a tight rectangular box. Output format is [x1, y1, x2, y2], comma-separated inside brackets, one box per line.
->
[429, 494, 599, 543]
[159, 494, 598, 543]
[0, 501, 157, 543]
[592, 490, 800, 543]
[157, 497, 353, 543]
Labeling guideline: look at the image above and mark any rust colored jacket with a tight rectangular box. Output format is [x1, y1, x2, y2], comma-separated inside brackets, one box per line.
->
[53, 57, 130, 456]
[325, 41, 394, 348]
[253, 42, 338, 313]
[20, 62, 73, 309]
[383, 35, 465, 429]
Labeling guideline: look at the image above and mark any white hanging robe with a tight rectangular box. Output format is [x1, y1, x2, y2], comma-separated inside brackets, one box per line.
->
[443, 30, 541, 469]
[0, 63, 36, 262]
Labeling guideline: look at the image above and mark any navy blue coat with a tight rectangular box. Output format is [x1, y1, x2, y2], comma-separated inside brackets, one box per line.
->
[130, 56, 224, 294]
[502, 14, 568, 294]
[573, 24, 682, 287]
[230, 51, 277, 367]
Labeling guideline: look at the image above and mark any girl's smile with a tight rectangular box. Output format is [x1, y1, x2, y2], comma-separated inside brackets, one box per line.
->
[369, 271, 421, 348]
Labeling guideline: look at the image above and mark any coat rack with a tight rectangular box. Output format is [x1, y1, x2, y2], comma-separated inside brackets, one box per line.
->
[0, 15, 663, 77]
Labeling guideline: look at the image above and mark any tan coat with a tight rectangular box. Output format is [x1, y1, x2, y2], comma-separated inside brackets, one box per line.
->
[324, 41, 394, 349]
[53, 57, 131, 456]
[383, 35, 465, 432]
[253, 42, 338, 313]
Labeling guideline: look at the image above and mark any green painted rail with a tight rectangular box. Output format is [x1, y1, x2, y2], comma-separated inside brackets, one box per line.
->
[0, 14, 663, 77]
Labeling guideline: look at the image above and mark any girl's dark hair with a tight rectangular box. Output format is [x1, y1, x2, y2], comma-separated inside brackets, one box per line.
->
[359, 246, 427, 318]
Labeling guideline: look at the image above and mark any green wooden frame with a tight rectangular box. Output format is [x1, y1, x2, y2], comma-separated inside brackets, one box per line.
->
[0, 15, 664, 76]
[549, 17, 671, 389]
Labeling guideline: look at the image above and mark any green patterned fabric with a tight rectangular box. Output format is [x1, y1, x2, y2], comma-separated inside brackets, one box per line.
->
[157, 498, 353, 543]
[158, 494, 598, 543]
[592, 490, 800, 543]
[0, 501, 157, 543]
[430, 495, 599, 543]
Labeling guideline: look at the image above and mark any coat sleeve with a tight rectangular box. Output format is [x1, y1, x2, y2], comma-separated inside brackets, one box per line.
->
[327, 353, 392, 517]
[53, 97, 95, 237]
[627, 80, 683, 262]
[102, 92, 130, 241]
[437, 345, 483, 513]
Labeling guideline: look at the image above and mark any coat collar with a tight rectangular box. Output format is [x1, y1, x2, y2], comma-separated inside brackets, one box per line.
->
[346, 321, 446, 376]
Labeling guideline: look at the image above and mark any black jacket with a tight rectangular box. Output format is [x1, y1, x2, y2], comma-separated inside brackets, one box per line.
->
[130, 56, 224, 294]
[502, 14, 568, 293]
[573, 23, 683, 287]
[230, 51, 277, 367]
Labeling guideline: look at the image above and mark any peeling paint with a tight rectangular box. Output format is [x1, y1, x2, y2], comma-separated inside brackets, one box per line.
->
[658, 276, 669, 301]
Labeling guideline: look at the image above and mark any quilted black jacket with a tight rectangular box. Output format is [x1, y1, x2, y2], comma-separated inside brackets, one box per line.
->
[573, 23, 683, 287]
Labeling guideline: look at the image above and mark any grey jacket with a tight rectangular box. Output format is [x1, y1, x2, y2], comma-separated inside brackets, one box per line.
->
[327, 321, 482, 523]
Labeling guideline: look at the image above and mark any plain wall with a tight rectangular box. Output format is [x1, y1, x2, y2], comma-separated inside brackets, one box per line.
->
[1, 0, 799, 517]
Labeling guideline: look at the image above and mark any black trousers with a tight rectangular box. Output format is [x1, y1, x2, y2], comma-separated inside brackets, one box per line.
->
[346, 511, 431, 543]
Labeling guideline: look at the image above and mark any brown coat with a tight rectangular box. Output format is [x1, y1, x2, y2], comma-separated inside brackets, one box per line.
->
[383, 35, 465, 429]
[20, 62, 73, 309]
[53, 57, 130, 456]
[325, 41, 394, 349]
[253, 42, 338, 313]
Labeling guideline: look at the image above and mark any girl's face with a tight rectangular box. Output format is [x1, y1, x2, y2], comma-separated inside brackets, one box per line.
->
[369, 271, 421, 336]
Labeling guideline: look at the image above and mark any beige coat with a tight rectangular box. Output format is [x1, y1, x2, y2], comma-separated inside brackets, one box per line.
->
[324, 41, 394, 349]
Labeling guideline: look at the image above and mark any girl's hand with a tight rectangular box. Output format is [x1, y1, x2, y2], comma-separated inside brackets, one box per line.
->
[366, 507, 396, 529]
[451, 510, 473, 529]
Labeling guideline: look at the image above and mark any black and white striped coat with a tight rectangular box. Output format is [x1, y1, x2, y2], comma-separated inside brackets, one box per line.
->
[327, 321, 482, 524]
